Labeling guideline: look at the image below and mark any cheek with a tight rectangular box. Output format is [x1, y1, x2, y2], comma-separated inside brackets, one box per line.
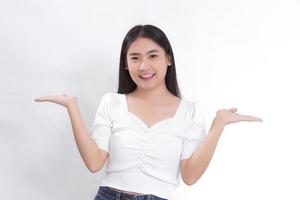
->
[156, 63, 168, 74]
[126, 61, 137, 70]
[127, 66, 141, 79]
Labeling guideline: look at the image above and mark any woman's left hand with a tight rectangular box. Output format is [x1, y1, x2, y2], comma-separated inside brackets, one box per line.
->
[212, 107, 263, 130]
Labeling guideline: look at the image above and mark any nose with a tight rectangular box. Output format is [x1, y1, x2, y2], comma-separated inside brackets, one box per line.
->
[139, 58, 150, 70]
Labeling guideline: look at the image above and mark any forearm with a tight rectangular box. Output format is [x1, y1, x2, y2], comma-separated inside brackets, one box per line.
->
[184, 121, 225, 185]
[67, 102, 104, 172]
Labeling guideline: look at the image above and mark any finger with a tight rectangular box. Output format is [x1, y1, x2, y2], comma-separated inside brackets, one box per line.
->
[34, 97, 48, 102]
[34, 95, 59, 102]
[230, 107, 238, 113]
[238, 114, 263, 122]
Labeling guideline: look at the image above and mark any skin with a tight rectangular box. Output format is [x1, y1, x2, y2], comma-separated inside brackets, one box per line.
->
[125, 37, 172, 100]
[34, 36, 263, 189]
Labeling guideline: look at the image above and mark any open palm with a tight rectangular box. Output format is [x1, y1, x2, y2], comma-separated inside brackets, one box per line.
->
[214, 107, 263, 127]
[34, 93, 77, 108]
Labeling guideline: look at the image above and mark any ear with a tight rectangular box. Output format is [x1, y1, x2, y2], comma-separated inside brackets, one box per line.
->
[167, 55, 172, 66]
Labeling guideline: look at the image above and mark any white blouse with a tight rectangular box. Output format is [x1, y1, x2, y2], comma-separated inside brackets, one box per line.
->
[90, 92, 206, 200]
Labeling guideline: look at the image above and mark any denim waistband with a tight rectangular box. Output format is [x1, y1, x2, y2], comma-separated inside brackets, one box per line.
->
[97, 186, 168, 200]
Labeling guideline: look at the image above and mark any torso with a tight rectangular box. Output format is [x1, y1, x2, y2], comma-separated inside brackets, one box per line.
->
[108, 92, 182, 195]
[125, 92, 181, 128]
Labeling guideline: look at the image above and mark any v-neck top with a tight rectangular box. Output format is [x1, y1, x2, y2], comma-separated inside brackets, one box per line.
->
[90, 92, 206, 200]
[124, 93, 183, 130]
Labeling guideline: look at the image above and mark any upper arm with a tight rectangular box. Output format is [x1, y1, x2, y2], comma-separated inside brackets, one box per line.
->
[180, 159, 190, 185]
[99, 149, 109, 166]
[91, 148, 109, 173]
[90, 92, 113, 170]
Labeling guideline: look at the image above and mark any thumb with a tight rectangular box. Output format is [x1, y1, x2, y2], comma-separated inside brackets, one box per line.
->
[230, 107, 238, 113]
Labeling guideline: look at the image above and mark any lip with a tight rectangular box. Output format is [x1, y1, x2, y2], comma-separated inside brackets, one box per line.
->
[139, 73, 155, 80]
[139, 73, 155, 76]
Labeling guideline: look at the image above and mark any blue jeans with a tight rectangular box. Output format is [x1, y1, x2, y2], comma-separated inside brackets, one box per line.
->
[93, 186, 168, 200]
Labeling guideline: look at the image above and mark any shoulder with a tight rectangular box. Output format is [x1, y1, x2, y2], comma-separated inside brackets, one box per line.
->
[96, 92, 123, 117]
[100, 91, 123, 102]
[99, 92, 125, 109]
[182, 98, 206, 124]
[96, 92, 115, 109]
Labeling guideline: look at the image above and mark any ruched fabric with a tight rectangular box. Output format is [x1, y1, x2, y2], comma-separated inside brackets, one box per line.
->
[90, 92, 206, 199]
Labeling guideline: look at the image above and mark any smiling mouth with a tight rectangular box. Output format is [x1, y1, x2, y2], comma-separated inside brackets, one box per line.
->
[139, 73, 156, 80]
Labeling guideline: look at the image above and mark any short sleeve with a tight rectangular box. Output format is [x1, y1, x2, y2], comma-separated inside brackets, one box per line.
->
[89, 92, 113, 153]
[180, 102, 206, 160]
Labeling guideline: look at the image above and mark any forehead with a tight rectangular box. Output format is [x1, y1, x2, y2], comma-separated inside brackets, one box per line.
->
[127, 37, 163, 55]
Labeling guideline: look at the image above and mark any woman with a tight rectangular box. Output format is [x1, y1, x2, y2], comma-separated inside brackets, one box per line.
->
[34, 24, 263, 200]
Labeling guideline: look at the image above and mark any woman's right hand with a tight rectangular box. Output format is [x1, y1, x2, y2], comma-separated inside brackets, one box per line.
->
[34, 93, 78, 109]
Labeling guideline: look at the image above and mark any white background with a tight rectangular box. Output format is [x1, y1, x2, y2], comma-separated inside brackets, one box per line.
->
[1, 0, 299, 199]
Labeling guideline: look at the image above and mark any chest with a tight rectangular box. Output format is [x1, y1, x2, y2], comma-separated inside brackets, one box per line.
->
[126, 98, 181, 129]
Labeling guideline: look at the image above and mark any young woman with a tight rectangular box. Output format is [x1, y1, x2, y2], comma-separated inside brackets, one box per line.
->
[34, 24, 263, 200]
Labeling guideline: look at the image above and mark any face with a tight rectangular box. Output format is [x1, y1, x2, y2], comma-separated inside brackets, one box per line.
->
[126, 37, 172, 91]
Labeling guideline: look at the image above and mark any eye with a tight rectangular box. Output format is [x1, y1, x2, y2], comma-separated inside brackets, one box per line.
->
[150, 55, 158, 58]
[130, 57, 138, 60]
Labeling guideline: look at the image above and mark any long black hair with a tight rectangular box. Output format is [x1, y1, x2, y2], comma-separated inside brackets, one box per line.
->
[117, 24, 181, 98]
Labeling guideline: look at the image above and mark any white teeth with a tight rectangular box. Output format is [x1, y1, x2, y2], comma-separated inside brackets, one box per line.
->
[140, 73, 154, 78]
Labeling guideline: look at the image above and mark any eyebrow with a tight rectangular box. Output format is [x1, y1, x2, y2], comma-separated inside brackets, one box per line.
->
[128, 49, 159, 56]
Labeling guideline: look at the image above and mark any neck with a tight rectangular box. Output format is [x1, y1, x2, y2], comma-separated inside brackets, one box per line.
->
[134, 84, 171, 100]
